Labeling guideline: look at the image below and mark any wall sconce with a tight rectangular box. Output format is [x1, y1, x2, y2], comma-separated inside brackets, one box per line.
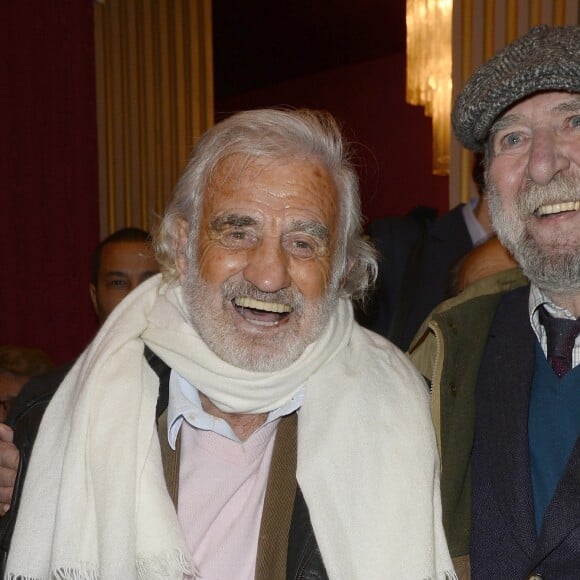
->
[406, 0, 453, 176]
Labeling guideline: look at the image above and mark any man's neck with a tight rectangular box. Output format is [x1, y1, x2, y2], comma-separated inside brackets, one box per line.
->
[199, 393, 268, 441]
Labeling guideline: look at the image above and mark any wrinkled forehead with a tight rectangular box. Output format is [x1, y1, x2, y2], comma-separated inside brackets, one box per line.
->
[197, 154, 341, 252]
[207, 153, 327, 186]
[204, 154, 338, 206]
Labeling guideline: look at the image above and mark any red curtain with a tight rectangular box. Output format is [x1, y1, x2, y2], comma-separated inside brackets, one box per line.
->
[0, 1, 100, 364]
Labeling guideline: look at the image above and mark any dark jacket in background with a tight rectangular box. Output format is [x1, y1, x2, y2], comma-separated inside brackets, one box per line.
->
[0, 362, 72, 575]
[358, 204, 473, 351]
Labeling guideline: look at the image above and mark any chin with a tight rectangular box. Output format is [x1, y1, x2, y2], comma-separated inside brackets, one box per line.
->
[516, 239, 580, 294]
[216, 335, 307, 372]
[220, 350, 301, 372]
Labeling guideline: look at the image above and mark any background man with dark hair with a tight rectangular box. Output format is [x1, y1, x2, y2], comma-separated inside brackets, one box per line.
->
[360, 153, 493, 351]
[89, 227, 159, 324]
[0, 346, 52, 422]
[0, 228, 159, 518]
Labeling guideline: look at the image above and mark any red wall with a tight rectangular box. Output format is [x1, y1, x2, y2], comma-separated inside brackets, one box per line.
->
[0, 2, 100, 364]
[0, 6, 446, 364]
[216, 52, 450, 224]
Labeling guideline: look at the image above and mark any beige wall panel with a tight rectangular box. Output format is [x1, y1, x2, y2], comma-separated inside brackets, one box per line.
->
[94, 0, 214, 237]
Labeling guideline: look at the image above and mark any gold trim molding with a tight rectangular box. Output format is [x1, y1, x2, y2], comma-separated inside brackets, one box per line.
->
[94, 0, 214, 236]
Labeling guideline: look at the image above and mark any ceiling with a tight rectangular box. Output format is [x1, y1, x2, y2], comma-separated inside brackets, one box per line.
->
[212, 0, 406, 99]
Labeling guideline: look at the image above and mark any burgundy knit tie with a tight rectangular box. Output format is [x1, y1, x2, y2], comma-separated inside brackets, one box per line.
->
[538, 305, 580, 378]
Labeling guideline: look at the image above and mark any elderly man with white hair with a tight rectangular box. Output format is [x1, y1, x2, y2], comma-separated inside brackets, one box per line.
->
[1, 109, 452, 580]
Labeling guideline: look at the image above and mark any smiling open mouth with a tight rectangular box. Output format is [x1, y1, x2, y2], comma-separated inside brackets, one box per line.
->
[535, 201, 580, 217]
[233, 296, 292, 326]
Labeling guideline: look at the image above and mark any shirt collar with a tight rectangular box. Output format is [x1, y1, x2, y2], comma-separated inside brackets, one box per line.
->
[462, 198, 492, 246]
[529, 283, 577, 345]
[167, 369, 304, 448]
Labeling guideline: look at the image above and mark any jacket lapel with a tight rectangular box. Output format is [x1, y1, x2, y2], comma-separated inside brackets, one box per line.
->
[477, 286, 537, 555]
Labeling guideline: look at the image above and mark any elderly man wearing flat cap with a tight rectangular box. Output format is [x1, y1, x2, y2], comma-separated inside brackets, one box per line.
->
[410, 24, 580, 579]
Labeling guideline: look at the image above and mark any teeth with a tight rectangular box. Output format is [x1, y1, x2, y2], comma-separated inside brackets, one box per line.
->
[234, 296, 292, 313]
[537, 201, 580, 216]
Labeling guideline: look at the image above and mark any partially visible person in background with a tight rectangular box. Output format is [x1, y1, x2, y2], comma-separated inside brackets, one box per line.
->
[358, 154, 494, 350]
[451, 236, 519, 295]
[0, 227, 159, 516]
[89, 227, 160, 324]
[0, 346, 52, 422]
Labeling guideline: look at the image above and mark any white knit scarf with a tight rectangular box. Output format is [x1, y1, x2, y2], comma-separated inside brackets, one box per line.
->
[7, 274, 455, 579]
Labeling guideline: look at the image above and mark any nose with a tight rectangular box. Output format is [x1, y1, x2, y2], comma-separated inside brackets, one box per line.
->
[527, 129, 571, 186]
[243, 236, 291, 292]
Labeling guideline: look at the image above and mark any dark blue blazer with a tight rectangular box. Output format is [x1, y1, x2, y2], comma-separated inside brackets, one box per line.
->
[359, 204, 473, 350]
[472, 286, 580, 578]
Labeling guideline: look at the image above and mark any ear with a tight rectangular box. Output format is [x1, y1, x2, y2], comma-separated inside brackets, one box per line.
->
[339, 256, 356, 289]
[89, 283, 99, 316]
[174, 218, 190, 283]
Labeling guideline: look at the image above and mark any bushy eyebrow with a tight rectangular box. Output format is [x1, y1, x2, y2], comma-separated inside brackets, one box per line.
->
[491, 97, 580, 137]
[103, 271, 130, 278]
[210, 214, 330, 245]
[287, 220, 330, 244]
[211, 213, 258, 231]
[554, 97, 580, 114]
[489, 114, 521, 137]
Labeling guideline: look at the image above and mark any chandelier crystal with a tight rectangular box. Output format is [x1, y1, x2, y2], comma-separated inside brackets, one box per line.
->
[406, 0, 453, 176]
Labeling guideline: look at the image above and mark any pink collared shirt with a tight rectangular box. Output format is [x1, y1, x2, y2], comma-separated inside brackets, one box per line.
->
[168, 370, 303, 579]
[178, 418, 278, 580]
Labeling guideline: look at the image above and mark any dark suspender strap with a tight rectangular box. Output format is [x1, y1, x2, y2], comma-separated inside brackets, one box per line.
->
[144, 346, 170, 419]
[145, 346, 179, 505]
[157, 408, 180, 508]
[255, 413, 298, 580]
[388, 222, 429, 346]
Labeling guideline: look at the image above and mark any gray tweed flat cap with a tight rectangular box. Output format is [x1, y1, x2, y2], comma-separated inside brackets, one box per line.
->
[452, 25, 580, 151]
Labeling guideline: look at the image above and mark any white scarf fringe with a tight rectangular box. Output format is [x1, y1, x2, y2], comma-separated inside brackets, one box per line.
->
[7, 562, 99, 580]
[137, 550, 198, 579]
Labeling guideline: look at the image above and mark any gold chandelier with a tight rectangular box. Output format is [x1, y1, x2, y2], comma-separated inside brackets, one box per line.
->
[406, 0, 453, 176]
